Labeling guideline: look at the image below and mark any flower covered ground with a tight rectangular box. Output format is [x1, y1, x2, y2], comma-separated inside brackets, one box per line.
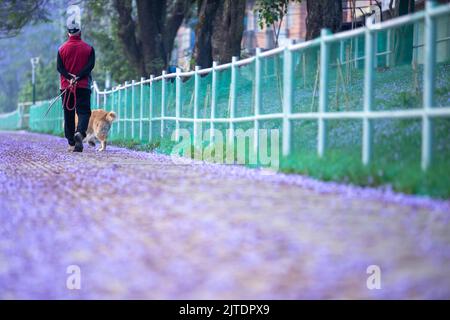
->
[0, 131, 449, 299]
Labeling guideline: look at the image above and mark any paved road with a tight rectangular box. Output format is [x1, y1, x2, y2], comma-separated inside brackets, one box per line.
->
[0, 131, 449, 299]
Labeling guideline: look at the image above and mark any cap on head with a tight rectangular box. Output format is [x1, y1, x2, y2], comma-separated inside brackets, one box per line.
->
[67, 19, 81, 34]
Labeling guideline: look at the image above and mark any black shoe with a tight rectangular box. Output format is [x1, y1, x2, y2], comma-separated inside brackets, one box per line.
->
[74, 132, 84, 152]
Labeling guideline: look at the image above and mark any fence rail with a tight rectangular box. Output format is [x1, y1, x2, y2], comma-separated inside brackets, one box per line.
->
[3, 1, 450, 171]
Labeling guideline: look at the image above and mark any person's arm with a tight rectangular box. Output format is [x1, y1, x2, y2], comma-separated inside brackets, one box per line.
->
[57, 51, 73, 80]
[76, 47, 95, 80]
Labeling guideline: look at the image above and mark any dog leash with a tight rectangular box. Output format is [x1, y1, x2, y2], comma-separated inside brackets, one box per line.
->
[44, 89, 67, 117]
[44, 79, 78, 118]
[62, 81, 77, 112]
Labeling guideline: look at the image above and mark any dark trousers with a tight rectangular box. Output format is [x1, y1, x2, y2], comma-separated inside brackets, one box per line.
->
[63, 88, 92, 146]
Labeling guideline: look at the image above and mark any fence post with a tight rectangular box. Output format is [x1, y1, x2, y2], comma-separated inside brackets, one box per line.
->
[118, 86, 121, 136]
[422, 0, 437, 171]
[95, 81, 100, 107]
[111, 90, 115, 138]
[363, 16, 376, 166]
[318, 29, 331, 158]
[131, 80, 136, 140]
[149, 75, 154, 142]
[113, 90, 117, 138]
[117, 89, 120, 136]
[254, 48, 262, 158]
[17, 103, 23, 129]
[210, 61, 217, 142]
[103, 93, 107, 110]
[386, 29, 391, 67]
[374, 31, 378, 69]
[175, 68, 181, 141]
[140, 77, 144, 141]
[283, 41, 293, 157]
[194, 66, 200, 148]
[354, 37, 359, 68]
[161, 71, 166, 139]
[124, 81, 128, 140]
[229, 56, 238, 146]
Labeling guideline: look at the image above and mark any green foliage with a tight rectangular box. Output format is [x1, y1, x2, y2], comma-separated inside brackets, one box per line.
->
[255, 0, 301, 29]
[280, 149, 450, 199]
[255, 0, 302, 46]
[0, 0, 50, 38]
[0, 16, 60, 112]
[83, 0, 138, 88]
[395, 91, 421, 108]
[18, 60, 59, 103]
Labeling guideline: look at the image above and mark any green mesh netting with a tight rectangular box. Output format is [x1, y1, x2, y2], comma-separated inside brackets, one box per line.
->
[261, 53, 284, 114]
[29, 99, 64, 135]
[292, 43, 321, 113]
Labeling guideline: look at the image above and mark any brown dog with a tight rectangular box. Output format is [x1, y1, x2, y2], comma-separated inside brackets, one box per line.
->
[75, 109, 116, 151]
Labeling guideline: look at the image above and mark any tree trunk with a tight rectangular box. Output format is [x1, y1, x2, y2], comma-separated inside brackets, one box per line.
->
[193, 0, 220, 69]
[113, 0, 192, 77]
[211, 0, 246, 64]
[113, 0, 145, 75]
[136, 0, 167, 76]
[305, 0, 342, 40]
[194, 0, 246, 68]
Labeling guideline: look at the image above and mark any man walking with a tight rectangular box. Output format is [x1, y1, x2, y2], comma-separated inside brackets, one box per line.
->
[57, 20, 95, 152]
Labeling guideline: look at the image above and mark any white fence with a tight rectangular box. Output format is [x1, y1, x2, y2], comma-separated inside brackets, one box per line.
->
[89, 2, 450, 170]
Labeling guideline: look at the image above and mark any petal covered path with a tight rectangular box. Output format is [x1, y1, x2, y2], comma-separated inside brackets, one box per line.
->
[0, 131, 449, 299]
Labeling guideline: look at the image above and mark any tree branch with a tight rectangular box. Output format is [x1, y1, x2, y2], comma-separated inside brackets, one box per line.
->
[0, 0, 50, 38]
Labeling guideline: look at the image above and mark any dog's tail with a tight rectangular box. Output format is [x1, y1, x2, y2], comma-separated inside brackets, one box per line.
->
[106, 111, 117, 122]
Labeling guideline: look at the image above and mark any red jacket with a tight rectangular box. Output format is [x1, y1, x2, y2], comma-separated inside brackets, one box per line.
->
[57, 35, 95, 90]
